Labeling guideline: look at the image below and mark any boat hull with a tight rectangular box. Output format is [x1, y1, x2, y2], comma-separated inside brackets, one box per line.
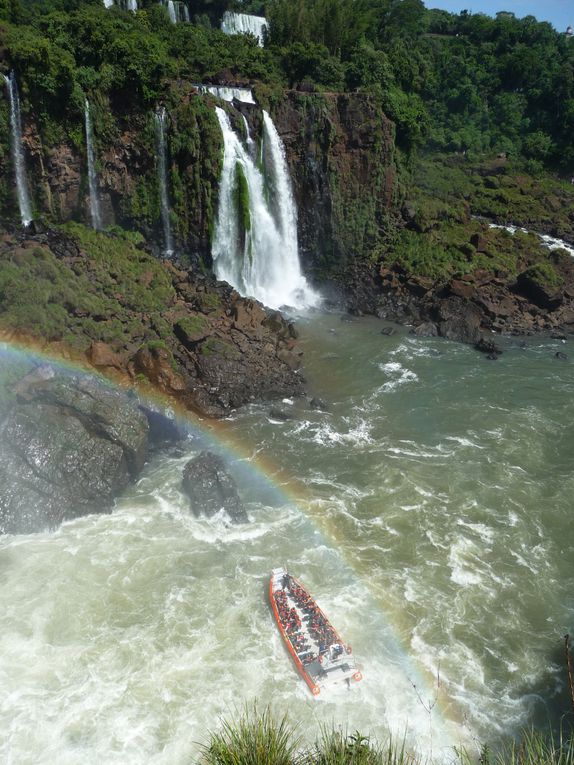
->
[269, 567, 362, 696]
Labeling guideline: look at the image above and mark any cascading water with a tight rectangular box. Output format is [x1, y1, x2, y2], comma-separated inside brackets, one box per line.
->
[221, 11, 268, 46]
[84, 99, 102, 231]
[195, 84, 255, 104]
[242, 115, 255, 155]
[103, 0, 113, 7]
[212, 107, 317, 310]
[126, 0, 138, 11]
[3, 72, 32, 227]
[154, 107, 174, 257]
[167, 0, 177, 23]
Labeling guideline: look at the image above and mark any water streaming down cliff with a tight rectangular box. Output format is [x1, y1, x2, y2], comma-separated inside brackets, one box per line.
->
[3, 72, 32, 227]
[212, 107, 317, 311]
[84, 99, 102, 231]
[195, 84, 255, 104]
[155, 107, 174, 257]
[221, 11, 268, 46]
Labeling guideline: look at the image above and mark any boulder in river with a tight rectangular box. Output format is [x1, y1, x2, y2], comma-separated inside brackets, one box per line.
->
[0, 374, 149, 535]
[182, 451, 247, 523]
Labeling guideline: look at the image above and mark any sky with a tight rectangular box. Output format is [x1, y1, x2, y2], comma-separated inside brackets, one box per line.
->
[425, 0, 572, 31]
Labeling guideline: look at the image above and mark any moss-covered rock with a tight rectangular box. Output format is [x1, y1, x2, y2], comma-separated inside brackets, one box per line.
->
[0, 224, 305, 417]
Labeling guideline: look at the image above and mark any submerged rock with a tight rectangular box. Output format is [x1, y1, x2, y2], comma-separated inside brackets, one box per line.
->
[182, 451, 247, 523]
[269, 407, 293, 421]
[0, 375, 149, 535]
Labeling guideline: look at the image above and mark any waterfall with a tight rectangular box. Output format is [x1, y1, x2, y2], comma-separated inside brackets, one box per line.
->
[212, 107, 317, 310]
[154, 107, 174, 257]
[3, 72, 32, 227]
[103, 0, 114, 7]
[221, 11, 267, 46]
[167, 0, 177, 23]
[241, 115, 255, 154]
[84, 99, 102, 231]
[195, 84, 255, 104]
[126, 0, 138, 11]
[182, 4, 189, 22]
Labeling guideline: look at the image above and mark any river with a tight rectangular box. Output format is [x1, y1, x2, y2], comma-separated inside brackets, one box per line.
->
[1, 314, 573, 763]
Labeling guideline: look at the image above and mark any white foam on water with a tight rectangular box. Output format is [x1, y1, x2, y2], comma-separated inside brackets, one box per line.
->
[377, 361, 419, 392]
[488, 222, 574, 257]
[448, 538, 485, 587]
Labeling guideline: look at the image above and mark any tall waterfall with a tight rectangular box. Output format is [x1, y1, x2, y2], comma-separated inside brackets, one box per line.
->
[84, 99, 102, 231]
[212, 107, 317, 310]
[221, 12, 267, 46]
[167, 0, 176, 22]
[3, 72, 32, 227]
[154, 107, 174, 257]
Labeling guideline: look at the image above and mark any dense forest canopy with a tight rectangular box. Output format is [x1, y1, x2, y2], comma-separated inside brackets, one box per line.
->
[0, 0, 573, 168]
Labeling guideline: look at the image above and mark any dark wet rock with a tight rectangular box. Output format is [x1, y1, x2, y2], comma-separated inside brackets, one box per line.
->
[269, 407, 293, 421]
[475, 337, 503, 357]
[139, 405, 184, 447]
[555, 351, 568, 361]
[0, 375, 149, 535]
[516, 270, 563, 310]
[181, 451, 247, 523]
[309, 397, 328, 411]
[380, 326, 396, 336]
[412, 322, 438, 337]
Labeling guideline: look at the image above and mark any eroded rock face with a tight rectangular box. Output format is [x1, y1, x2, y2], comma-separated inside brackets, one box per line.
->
[0, 229, 305, 418]
[271, 92, 396, 275]
[0, 376, 149, 535]
[353, 259, 574, 349]
[182, 451, 247, 523]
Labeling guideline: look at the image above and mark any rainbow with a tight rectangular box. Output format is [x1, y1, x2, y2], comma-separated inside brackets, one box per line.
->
[0, 337, 464, 747]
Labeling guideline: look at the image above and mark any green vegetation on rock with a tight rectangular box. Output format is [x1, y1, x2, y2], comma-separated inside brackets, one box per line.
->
[234, 161, 251, 233]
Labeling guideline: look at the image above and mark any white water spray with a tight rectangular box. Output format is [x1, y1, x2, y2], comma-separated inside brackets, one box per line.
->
[167, 0, 177, 23]
[3, 72, 32, 227]
[221, 11, 268, 46]
[212, 107, 317, 310]
[84, 99, 102, 231]
[154, 107, 174, 257]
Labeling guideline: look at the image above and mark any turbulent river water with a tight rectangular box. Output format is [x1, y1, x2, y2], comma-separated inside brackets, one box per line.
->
[1, 314, 573, 763]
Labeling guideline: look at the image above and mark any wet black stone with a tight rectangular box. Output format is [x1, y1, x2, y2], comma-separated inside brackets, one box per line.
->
[182, 451, 247, 523]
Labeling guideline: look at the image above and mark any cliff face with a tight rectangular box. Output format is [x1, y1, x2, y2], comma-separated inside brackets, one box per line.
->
[0, 83, 224, 263]
[271, 91, 397, 279]
[1, 84, 397, 277]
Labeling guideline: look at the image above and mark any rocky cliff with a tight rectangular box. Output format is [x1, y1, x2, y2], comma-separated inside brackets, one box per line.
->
[270, 91, 396, 279]
[1, 82, 398, 279]
[0, 224, 304, 417]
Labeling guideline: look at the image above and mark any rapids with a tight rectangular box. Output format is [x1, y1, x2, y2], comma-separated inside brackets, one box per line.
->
[0, 316, 573, 763]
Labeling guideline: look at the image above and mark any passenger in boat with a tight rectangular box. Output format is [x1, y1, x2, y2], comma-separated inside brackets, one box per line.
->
[331, 643, 344, 659]
[281, 573, 291, 590]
